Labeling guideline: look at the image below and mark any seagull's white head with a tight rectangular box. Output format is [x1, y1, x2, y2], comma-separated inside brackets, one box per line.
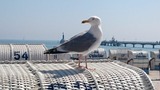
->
[82, 16, 101, 26]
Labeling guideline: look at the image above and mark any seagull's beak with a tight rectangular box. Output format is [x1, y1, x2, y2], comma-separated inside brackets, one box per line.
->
[82, 20, 89, 24]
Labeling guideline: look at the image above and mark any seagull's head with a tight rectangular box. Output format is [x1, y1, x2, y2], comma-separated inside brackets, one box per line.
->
[82, 16, 101, 26]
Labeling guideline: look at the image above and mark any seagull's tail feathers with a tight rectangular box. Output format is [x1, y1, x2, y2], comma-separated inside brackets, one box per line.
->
[44, 47, 67, 54]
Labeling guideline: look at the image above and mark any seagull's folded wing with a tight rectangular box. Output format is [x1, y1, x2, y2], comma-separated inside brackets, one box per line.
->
[58, 31, 97, 52]
[44, 30, 97, 54]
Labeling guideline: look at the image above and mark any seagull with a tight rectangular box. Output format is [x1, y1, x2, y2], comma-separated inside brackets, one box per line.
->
[44, 16, 103, 68]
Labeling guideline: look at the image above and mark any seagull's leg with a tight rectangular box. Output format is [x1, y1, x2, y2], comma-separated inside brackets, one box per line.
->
[78, 54, 82, 67]
[85, 56, 88, 69]
[85, 56, 96, 71]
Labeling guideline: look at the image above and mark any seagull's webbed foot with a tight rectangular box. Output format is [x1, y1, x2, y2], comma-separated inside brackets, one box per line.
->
[77, 54, 96, 70]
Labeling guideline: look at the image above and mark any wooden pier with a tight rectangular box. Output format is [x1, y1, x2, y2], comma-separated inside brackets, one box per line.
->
[101, 40, 160, 48]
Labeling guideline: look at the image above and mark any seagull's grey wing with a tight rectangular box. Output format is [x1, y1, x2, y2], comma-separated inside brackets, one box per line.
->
[69, 30, 88, 40]
[59, 31, 97, 52]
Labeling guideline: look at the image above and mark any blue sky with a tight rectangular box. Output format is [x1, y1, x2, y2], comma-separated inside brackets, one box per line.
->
[0, 0, 160, 41]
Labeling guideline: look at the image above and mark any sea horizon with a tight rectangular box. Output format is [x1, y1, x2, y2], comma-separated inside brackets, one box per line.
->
[0, 38, 160, 50]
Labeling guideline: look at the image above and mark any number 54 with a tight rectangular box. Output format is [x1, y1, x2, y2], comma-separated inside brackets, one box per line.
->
[14, 51, 28, 60]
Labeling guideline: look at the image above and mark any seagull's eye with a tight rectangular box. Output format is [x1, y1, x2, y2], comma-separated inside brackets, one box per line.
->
[92, 18, 95, 20]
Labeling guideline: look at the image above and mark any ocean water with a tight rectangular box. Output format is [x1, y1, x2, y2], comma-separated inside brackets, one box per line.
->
[0, 39, 59, 49]
[0, 39, 159, 54]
